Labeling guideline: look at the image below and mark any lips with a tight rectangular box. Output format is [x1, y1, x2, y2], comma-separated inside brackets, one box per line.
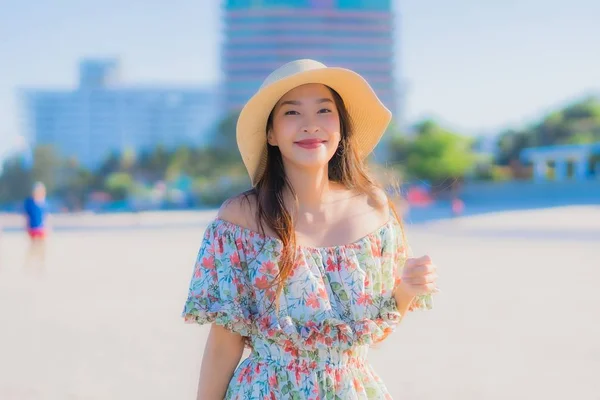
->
[295, 139, 325, 144]
[294, 139, 326, 149]
[294, 139, 325, 149]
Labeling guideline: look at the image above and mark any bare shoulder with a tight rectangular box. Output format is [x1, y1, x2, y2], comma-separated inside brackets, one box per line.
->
[217, 191, 260, 231]
[368, 186, 391, 226]
[344, 185, 390, 226]
[366, 185, 389, 212]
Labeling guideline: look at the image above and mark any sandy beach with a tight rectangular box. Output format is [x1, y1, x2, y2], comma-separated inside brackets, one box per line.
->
[0, 206, 599, 399]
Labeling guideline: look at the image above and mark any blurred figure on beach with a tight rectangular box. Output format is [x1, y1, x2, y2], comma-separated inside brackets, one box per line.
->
[451, 197, 465, 217]
[406, 183, 433, 207]
[23, 181, 49, 269]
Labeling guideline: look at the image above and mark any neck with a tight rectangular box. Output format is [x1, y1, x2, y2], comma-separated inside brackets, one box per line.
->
[283, 165, 332, 212]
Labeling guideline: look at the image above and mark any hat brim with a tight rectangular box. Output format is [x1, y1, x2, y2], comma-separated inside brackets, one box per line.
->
[236, 67, 392, 186]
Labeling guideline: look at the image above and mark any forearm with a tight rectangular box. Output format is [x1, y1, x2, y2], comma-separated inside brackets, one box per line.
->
[393, 286, 415, 317]
[197, 325, 245, 400]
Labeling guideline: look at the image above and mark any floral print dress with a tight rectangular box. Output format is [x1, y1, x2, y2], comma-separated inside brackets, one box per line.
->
[182, 217, 432, 399]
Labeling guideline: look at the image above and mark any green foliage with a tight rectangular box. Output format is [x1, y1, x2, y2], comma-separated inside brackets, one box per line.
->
[120, 147, 137, 170]
[31, 145, 62, 193]
[472, 164, 513, 182]
[0, 145, 64, 204]
[388, 120, 477, 183]
[213, 111, 241, 152]
[55, 159, 95, 210]
[2, 95, 597, 207]
[0, 110, 250, 207]
[495, 129, 535, 165]
[495, 96, 600, 165]
[105, 172, 134, 201]
[0, 157, 32, 203]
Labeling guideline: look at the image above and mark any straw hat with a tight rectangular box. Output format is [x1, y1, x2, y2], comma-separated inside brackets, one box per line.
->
[236, 59, 392, 186]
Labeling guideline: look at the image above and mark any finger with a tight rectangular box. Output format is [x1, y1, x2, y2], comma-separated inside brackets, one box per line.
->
[403, 263, 436, 277]
[419, 255, 432, 265]
[403, 273, 438, 285]
[424, 283, 437, 293]
[411, 283, 437, 294]
[406, 258, 435, 271]
[404, 258, 417, 269]
[406, 254, 431, 263]
[405, 254, 431, 264]
[416, 263, 436, 275]
[403, 275, 437, 286]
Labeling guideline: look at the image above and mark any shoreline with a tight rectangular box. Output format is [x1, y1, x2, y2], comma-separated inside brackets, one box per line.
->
[0, 209, 219, 232]
[2, 204, 599, 233]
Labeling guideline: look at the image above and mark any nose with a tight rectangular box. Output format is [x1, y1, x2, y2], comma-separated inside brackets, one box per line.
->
[302, 124, 320, 134]
[301, 113, 320, 134]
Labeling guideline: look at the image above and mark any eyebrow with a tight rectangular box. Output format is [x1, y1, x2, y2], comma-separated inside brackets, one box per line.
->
[279, 98, 333, 106]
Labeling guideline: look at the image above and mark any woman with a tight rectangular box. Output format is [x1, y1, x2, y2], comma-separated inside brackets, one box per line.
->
[182, 59, 438, 399]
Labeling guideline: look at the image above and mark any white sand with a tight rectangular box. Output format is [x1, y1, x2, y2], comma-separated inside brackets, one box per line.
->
[0, 206, 599, 400]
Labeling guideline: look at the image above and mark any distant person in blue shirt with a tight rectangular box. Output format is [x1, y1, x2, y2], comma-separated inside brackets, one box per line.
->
[24, 182, 49, 268]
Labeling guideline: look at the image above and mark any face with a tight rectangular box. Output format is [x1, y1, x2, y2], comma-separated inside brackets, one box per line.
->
[33, 185, 46, 201]
[267, 83, 341, 173]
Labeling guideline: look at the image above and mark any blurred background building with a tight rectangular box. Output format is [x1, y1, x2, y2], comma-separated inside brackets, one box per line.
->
[222, 0, 400, 116]
[19, 59, 221, 168]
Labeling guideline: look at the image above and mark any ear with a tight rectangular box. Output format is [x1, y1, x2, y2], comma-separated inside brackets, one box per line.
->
[267, 129, 277, 146]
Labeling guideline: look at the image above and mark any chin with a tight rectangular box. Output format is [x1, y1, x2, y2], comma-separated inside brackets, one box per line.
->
[299, 160, 331, 170]
[284, 154, 333, 171]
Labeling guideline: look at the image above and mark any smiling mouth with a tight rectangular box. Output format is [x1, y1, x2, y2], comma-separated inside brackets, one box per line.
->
[294, 139, 326, 144]
[294, 140, 326, 149]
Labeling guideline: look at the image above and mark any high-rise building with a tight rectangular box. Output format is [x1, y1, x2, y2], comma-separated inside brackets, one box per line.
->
[19, 59, 221, 168]
[222, 0, 398, 116]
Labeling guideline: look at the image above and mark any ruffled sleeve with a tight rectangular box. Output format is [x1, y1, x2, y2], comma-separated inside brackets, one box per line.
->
[181, 219, 255, 337]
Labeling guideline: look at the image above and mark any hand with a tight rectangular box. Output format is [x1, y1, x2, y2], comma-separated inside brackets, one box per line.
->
[396, 255, 439, 298]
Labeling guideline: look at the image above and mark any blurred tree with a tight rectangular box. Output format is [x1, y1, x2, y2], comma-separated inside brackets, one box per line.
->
[138, 144, 170, 180]
[96, 151, 121, 177]
[31, 145, 62, 194]
[213, 111, 241, 153]
[104, 172, 134, 201]
[495, 129, 535, 166]
[120, 147, 137, 170]
[196, 111, 249, 189]
[495, 96, 600, 165]
[0, 156, 32, 204]
[56, 158, 94, 210]
[387, 133, 410, 167]
[166, 146, 191, 182]
[400, 120, 477, 183]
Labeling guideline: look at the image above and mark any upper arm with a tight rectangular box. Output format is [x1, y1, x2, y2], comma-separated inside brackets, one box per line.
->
[207, 323, 245, 350]
[197, 324, 245, 400]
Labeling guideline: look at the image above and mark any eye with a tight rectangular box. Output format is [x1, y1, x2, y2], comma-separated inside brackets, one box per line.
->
[284, 110, 299, 116]
[318, 108, 332, 114]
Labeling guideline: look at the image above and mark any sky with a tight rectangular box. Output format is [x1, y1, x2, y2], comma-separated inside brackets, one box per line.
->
[1, 0, 599, 158]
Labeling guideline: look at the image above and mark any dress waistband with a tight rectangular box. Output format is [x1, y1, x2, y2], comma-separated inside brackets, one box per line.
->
[249, 344, 369, 369]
